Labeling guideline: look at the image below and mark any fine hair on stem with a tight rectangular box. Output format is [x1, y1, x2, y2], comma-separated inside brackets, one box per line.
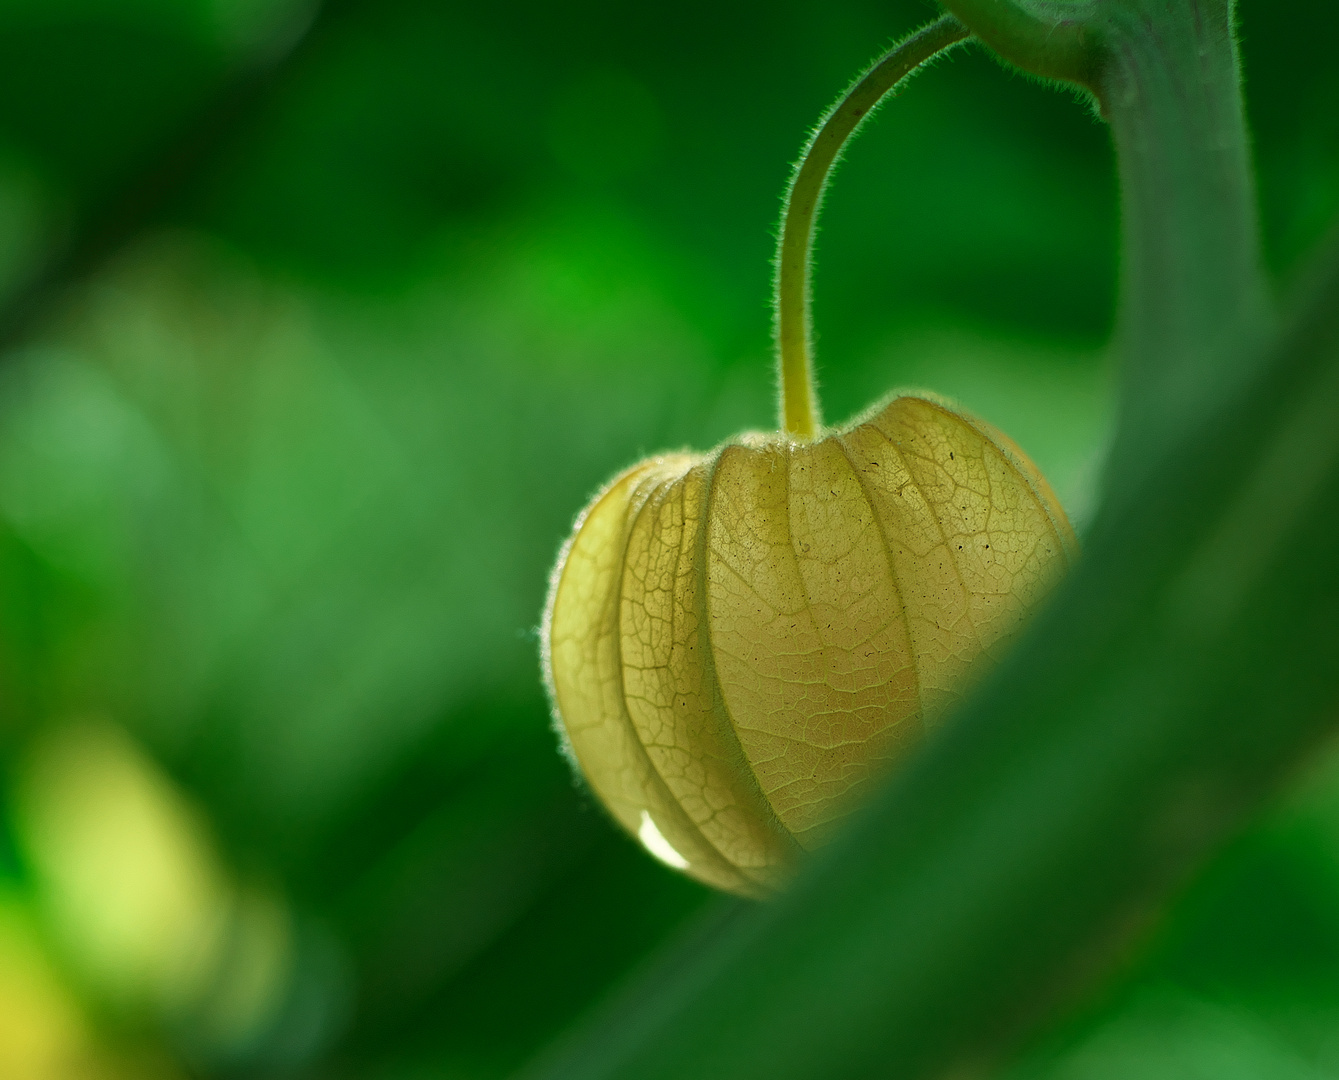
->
[774, 15, 971, 439]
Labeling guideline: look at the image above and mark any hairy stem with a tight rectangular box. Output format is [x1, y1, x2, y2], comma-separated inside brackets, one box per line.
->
[775, 15, 970, 439]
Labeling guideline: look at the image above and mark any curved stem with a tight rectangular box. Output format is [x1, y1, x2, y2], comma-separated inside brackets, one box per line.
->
[775, 15, 971, 439]
[938, 0, 1097, 87]
[1092, 0, 1270, 495]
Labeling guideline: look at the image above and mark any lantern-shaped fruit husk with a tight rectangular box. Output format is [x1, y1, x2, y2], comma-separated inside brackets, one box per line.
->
[544, 393, 1077, 897]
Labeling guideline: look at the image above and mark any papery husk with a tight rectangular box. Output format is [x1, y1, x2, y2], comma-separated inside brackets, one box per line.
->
[543, 394, 1077, 897]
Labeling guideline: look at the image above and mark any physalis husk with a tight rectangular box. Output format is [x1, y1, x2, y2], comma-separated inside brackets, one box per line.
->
[543, 394, 1075, 897]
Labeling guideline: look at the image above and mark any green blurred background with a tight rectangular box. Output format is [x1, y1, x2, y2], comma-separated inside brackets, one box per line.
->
[0, 0, 1335, 1077]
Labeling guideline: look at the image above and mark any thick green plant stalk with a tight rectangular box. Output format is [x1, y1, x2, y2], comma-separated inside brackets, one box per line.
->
[1098, 1, 1272, 483]
[525, 3, 1337, 1078]
[944, 0, 1271, 486]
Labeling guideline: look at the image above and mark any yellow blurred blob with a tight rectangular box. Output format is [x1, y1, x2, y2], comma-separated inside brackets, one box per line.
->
[12, 719, 293, 1054]
[0, 894, 107, 1080]
[545, 394, 1077, 897]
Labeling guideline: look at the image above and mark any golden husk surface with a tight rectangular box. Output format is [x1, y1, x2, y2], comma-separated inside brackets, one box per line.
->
[543, 395, 1077, 897]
